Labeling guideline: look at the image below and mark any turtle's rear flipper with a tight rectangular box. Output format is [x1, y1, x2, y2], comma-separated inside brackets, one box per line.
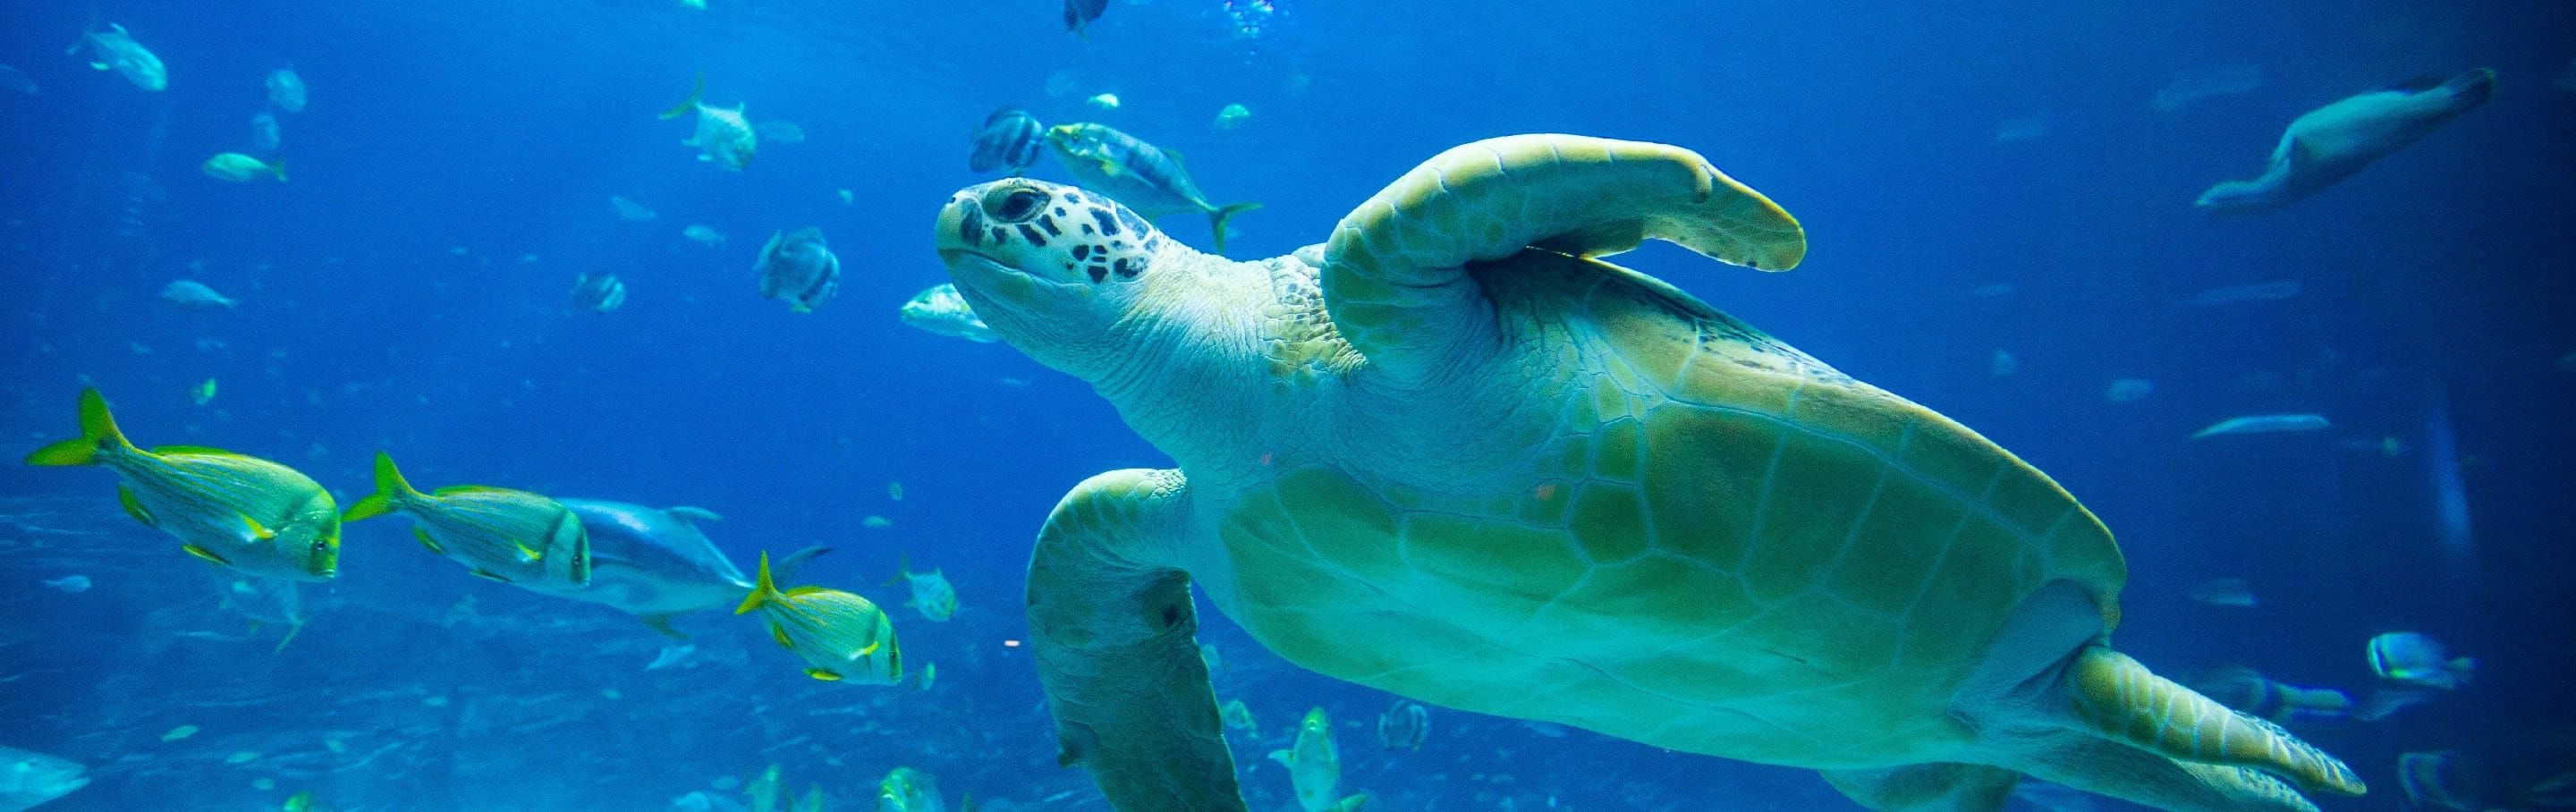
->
[1822, 763, 2020, 811]
[1029, 469, 1247, 812]
[2062, 647, 2363, 798]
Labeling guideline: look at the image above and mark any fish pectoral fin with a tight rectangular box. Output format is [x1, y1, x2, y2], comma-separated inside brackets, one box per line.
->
[640, 613, 687, 640]
[768, 622, 795, 651]
[1267, 749, 1292, 765]
[182, 544, 233, 567]
[411, 527, 446, 555]
[117, 486, 157, 526]
[241, 513, 276, 540]
[90, 62, 110, 71]
[514, 541, 544, 562]
[854, 640, 881, 657]
[468, 569, 513, 583]
[803, 668, 842, 681]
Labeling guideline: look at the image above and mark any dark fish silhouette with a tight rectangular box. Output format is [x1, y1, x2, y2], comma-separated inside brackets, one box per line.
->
[968, 107, 1045, 174]
[1064, 0, 1106, 37]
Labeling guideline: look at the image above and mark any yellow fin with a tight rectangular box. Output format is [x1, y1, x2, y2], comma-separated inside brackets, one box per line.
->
[768, 622, 794, 650]
[342, 452, 417, 522]
[803, 668, 842, 681]
[242, 513, 275, 540]
[117, 486, 156, 526]
[657, 72, 706, 120]
[514, 541, 543, 562]
[26, 387, 131, 466]
[152, 444, 239, 456]
[855, 640, 881, 656]
[734, 551, 779, 614]
[411, 527, 445, 555]
[182, 544, 233, 566]
[468, 569, 513, 583]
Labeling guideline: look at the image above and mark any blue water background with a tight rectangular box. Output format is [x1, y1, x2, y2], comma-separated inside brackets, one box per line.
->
[1, 0, 2572, 808]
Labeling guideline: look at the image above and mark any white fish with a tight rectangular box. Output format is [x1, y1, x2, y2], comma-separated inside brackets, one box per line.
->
[250, 113, 282, 153]
[202, 153, 284, 182]
[2191, 413, 2331, 438]
[898, 283, 998, 343]
[0, 744, 89, 809]
[646, 643, 699, 671]
[610, 196, 657, 221]
[682, 224, 725, 246]
[266, 68, 308, 113]
[2368, 631, 2475, 690]
[2198, 69, 2496, 213]
[2180, 280, 2301, 306]
[1994, 111, 2050, 143]
[41, 574, 92, 593]
[659, 75, 755, 170]
[68, 22, 165, 91]
[2154, 64, 2264, 113]
[160, 279, 237, 309]
[753, 227, 839, 313]
[2104, 378, 2155, 402]
[1085, 92, 1120, 110]
[1213, 103, 1251, 131]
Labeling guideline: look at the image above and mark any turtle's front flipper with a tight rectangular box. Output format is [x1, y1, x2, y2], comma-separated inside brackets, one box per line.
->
[1029, 469, 1246, 812]
[1998, 646, 2361, 812]
[1320, 134, 1806, 380]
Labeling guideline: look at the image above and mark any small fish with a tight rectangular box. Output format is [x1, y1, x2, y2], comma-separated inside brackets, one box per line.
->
[27, 388, 342, 580]
[1988, 350, 2018, 377]
[735, 551, 901, 683]
[192, 378, 218, 406]
[894, 560, 957, 622]
[861, 515, 891, 529]
[203, 153, 286, 182]
[218, 573, 312, 652]
[682, 224, 726, 246]
[877, 765, 945, 812]
[887, 481, 903, 501]
[835, 188, 853, 205]
[266, 68, 308, 113]
[250, 113, 283, 153]
[2154, 63, 2266, 113]
[0, 63, 35, 96]
[69, 22, 165, 91]
[41, 574, 92, 593]
[1063, 0, 1107, 38]
[754, 227, 840, 313]
[2104, 377, 2155, 402]
[161, 724, 200, 741]
[1084, 92, 1121, 110]
[2188, 665, 2351, 727]
[753, 120, 805, 143]
[1269, 707, 1366, 812]
[647, 644, 698, 671]
[2186, 576, 2256, 607]
[225, 751, 259, 765]
[342, 452, 591, 588]
[2368, 631, 2475, 690]
[1213, 103, 1252, 131]
[2180, 280, 2301, 307]
[568, 273, 628, 314]
[2399, 750, 2489, 812]
[1377, 698, 1428, 751]
[2198, 69, 2496, 213]
[609, 196, 657, 221]
[659, 73, 756, 170]
[916, 661, 936, 690]
[2191, 413, 2332, 439]
[1220, 698, 1258, 737]
[898, 283, 998, 343]
[284, 791, 333, 812]
[1519, 720, 1570, 737]
[967, 107, 1046, 174]
[1045, 123, 1260, 253]
[1993, 111, 2050, 142]
[0, 744, 89, 809]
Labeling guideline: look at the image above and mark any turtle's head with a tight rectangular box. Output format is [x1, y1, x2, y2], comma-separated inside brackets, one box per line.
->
[936, 178, 1177, 376]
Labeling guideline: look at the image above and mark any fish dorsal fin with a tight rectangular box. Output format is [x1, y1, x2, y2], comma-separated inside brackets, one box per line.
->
[431, 485, 515, 496]
[152, 444, 240, 456]
[783, 586, 833, 597]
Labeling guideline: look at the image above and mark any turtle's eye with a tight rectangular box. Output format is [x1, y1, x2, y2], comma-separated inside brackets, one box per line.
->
[984, 186, 1047, 224]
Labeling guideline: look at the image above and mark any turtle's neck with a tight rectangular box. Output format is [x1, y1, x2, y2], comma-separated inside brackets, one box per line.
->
[1085, 248, 1284, 471]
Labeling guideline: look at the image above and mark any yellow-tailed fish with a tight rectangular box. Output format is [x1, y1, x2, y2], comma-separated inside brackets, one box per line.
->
[893, 556, 957, 622]
[1269, 706, 1367, 812]
[26, 388, 339, 580]
[342, 452, 589, 587]
[877, 765, 944, 812]
[1041, 122, 1258, 253]
[735, 551, 901, 684]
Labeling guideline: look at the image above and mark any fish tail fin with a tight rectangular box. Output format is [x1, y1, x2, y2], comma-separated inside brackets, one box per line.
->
[774, 545, 829, 583]
[885, 551, 910, 587]
[272, 620, 305, 654]
[658, 72, 706, 120]
[2449, 656, 2477, 686]
[65, 14, 97, 55]
[269, 157, 287, 182]
[27, 387, 133, 466]
[342, 451, 417, 522]
[1208, 202, 1260, 254]
[735, 551, 781, 613]
[2441, 67, 2498, 109]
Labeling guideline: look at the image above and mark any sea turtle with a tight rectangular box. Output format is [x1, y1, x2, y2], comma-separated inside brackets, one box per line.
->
[932, 134, 2364, 812]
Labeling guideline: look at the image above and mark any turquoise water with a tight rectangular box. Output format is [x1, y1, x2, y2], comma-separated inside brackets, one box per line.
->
[3, 1, 2572, 809]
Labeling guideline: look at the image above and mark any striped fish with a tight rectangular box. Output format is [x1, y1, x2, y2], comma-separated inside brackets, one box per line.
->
[1044, 123, 1259, 253]
[736, 551, 902, 683]
[26, 388, 340, 581]
[754, 227, 841, 313]
[968, 106, 1045, 174]
[343, 452, 589, 588]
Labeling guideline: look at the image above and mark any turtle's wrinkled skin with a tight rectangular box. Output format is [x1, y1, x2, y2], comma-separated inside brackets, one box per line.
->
[936, 135, 2362, 812]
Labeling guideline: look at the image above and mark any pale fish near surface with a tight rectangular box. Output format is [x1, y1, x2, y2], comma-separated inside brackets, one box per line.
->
[2191, 413, 2332, 438]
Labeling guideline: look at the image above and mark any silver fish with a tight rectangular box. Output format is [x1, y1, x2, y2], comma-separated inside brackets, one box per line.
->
[1377, 698, 1428, 751]
[1044, 123, 1259, 252]
[659, 74, 755, 170]
[0, 744, 89, 809]
[160, 280, 236, 309]
[898, 283, 996, 343]
[2191, 413, 2331, 439]
[266, 67, 307, 112]
[568, 273, 627, 314]
[2198, 69, 2496, 213]
[68, 22, 165, 91]
[968, 107, 1044, 174]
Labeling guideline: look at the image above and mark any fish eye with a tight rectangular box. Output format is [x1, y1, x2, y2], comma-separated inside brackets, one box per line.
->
[984, 185, 1047, 224]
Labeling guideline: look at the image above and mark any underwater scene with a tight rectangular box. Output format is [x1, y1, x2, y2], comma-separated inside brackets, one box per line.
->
[3, 0, 2573, 810]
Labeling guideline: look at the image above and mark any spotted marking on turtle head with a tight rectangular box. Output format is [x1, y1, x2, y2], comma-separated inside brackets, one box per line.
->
[938, 179, 1165, 288]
